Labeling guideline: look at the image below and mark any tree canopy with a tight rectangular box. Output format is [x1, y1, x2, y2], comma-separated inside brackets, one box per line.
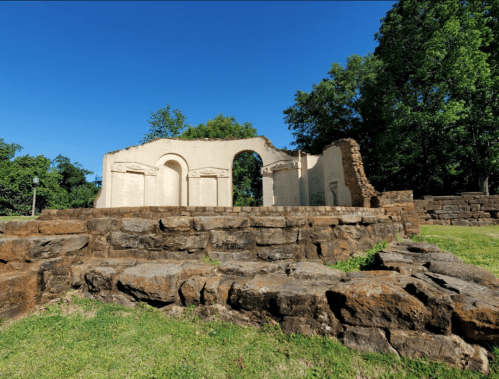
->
[0, 139, 99, 215]
[284, 0, 499, 197]
[140, 103, 188, 142]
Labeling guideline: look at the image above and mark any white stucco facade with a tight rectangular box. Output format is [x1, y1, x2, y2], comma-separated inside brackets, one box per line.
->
[96, 137, 354, 208]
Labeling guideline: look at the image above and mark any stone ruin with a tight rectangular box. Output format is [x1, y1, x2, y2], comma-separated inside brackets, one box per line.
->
[95, 137, 377, 208]
[0, 137, 497, 374]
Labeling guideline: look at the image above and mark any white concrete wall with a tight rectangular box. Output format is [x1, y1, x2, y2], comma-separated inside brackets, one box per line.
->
[322, 145, 352, 206]
[96, 137, 351, 208]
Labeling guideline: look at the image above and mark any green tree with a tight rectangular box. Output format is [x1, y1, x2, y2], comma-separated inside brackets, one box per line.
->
[140, 103, 188, 143]
[181, 114, 263, 206]
[374, 0, 498, 195]
[0, 154, 65, 215]
[0, 139, 99, 215]
[284, 0, 498, 197]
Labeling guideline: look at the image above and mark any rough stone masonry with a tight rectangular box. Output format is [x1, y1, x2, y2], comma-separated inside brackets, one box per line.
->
[0, 202, 497, 373]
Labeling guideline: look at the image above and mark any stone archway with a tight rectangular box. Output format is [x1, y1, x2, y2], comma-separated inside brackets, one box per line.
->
[155, 154, 188, 206]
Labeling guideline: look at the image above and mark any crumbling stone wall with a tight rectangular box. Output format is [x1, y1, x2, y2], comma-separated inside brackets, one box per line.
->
[372, 190, 420, 237]
[331, 139, 378, 208]
[0, 207, 397, 319]
[415, 192, 499, 226]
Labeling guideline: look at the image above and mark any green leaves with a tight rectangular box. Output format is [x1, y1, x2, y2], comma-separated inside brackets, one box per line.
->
[284, 0, 499, 196]
[140, 103, 188, 143]
[0, 140, 99, 215]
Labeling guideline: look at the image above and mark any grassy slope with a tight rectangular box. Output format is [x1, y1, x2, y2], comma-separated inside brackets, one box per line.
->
[0, 225, 498, 378]
[0, 296, 495, 379]
[413, 225, 499, 278]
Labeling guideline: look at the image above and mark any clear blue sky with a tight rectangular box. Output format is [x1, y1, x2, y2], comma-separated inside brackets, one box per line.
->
[0, 1, 395, 181]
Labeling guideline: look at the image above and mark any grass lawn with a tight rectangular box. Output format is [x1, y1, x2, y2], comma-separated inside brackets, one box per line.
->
[0, 225, 498, 378]
[413, 224, 499, 278]
[0, 294, 496, 379]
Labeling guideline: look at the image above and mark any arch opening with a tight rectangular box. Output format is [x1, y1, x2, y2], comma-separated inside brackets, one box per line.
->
[231, 150, 263, 206]
[163, 160, 181, 206]
[155, 153, 188, 207]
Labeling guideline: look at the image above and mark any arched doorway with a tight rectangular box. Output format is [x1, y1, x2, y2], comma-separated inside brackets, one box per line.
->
[163, 160, 181, 206]
[155, 154, 189, 206]
[231, 151, 263, 206]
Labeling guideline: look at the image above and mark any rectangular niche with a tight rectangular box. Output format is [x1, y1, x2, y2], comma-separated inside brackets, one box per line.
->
[124, 171, 145, 207]
[199, 177, 217, 206]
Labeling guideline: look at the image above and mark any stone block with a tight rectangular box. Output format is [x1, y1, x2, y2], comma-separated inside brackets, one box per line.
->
[254, 228, 298, 245]
[85, 267, 117, 292]
[257, 244, 303, 261]
[309, 217, 339, 227]
[286, 262, 345, 281]
[87, 218, 119, 234]
[39, 220, 87, 235]
[210, 230, 254, 250]
[122, 219, 157, 234]
[218, 261, 281, 277]
[27, 235, 90, 261]
[361, 215, 377, 224]
[451, 220, 470, 226]
[110, 232, 162, 250]
[160, 217, 192, 231]
[180, 275, 207, 306]
[119, 263, 185, 304]
[0, 271, 38, 319]
[3, 220, 39, 237]
[388, 330, 489, 373]
[162, 233, 209, 251]
[338, 215, 362, 224]
[0, 238, 32, 262]
[286, 217, 308, 227]
[193, 216, 248, 230]
[341, 326, 399, 356]
[250, 216, 287, 228]
[426, 261, 499, 289]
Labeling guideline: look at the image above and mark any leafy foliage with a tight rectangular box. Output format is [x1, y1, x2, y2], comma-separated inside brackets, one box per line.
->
[0, 139, 99, 215]
[140, 103, 188, 143]
[284, 0, 499, 197]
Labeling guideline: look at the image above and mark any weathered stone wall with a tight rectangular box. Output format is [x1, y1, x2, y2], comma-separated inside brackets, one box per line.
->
[415, 192, 499, 226]
[371, 190, 420, 237]
[37, 205, 385, 221]
[0, 208, 397, 319]
[328, 139, 378, 208]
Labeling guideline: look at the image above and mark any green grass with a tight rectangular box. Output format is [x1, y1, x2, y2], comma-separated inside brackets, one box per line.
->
[327, 240, 389, 273]
[412, 225, 499, 278]
[0, 293, 496, 379]
[0, 215, 38, 221]
[202, 255, 221, 266]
